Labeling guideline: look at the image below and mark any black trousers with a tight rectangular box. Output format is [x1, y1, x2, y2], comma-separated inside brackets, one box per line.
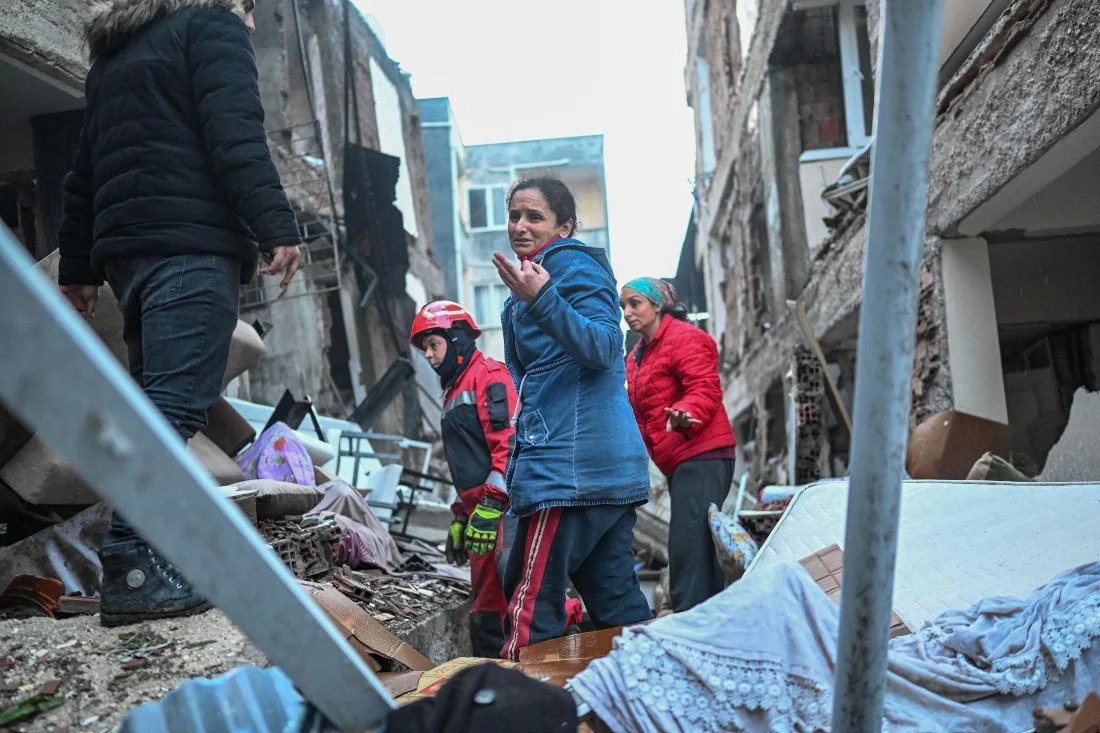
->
[103, 254, 239, 545]
[500, 505, 652, 660]
[668, 457, 734, 612]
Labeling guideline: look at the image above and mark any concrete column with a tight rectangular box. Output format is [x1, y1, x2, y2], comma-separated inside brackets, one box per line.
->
[941, 237, 1008, 424]
[759, 68, 810, 310]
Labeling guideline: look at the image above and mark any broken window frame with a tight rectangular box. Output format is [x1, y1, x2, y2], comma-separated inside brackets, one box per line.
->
[793, 0, 874, 164]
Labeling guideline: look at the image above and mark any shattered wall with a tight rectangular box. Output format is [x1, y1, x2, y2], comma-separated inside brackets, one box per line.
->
[911, 240, 953, 426]
[233, 0, 443, 432]
[686, 0, 1099, 488]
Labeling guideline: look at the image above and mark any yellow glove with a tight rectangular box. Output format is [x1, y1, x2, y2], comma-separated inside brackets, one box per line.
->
[445, 518, 468, 566]
[464, 499, 503, 556]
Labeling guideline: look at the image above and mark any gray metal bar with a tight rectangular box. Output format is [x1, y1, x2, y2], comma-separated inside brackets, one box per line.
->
[0, 227, 394, 730]
[831, 0, 944, 730]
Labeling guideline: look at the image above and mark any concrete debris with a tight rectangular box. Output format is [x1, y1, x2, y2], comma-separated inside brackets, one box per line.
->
[911, 262, 944, 426]
[1037, 387, 1100, 482]
[258, 516, 342, 580]
[820, 143, 871, 236]
[0, 611, 268, 731]
[331, 567, 469, 636]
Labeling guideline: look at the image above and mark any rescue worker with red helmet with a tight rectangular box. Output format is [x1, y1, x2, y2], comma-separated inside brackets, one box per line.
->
[410, 300, 518, 657]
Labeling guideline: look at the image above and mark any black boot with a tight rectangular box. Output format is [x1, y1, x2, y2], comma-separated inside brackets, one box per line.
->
[99, 538, 212, 627]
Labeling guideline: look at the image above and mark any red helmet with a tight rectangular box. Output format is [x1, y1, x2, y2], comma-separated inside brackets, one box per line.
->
[409, 300, 482, 347]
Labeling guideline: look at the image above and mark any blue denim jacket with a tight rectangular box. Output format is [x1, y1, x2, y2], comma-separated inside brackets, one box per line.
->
[502, 238, 650, 517]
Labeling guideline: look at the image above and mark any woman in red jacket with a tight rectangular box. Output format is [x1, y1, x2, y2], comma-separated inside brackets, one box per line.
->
[621, 277, 737, 612]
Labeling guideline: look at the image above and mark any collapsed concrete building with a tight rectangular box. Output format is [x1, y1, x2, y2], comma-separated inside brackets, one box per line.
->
[0, 0, 443, 438]
[683, 0, 1100, 489]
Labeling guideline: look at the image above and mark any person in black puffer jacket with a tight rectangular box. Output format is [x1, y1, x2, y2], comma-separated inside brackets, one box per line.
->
[57, 0, 302, 628]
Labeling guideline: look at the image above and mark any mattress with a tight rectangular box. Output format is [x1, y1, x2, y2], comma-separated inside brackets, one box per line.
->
[747, 479, 1100, 629]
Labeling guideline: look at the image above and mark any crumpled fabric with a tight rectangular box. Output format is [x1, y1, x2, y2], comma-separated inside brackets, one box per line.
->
[570, 561, 1100, 732]
[889, 561, 1100, 699]
[234, 422, 315, 486]
[306, 480, 402, 571]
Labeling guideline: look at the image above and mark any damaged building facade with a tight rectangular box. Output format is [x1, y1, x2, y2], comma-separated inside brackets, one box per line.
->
[0, 0, 443, 437]
[685, 0, 1100, 488]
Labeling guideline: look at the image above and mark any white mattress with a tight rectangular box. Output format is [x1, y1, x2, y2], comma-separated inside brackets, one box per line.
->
[747, 479, 1100, 629]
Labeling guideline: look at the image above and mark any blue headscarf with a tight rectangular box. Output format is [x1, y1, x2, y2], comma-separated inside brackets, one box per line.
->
[623, 277, 676, 311]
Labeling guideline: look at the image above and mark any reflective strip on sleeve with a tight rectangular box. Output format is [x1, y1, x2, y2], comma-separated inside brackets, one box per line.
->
[442, 389, 477, 417]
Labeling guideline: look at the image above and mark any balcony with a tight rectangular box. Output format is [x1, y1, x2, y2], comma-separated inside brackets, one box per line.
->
[939, 0, 1011, 81]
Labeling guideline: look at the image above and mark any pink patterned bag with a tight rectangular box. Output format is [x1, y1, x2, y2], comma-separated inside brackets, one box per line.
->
[234, 422, 316, 487]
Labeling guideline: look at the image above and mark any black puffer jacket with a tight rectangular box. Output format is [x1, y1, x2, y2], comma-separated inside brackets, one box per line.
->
[58, 0, 301, 286]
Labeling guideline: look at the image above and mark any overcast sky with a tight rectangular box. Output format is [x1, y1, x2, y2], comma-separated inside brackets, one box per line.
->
[356, 0, 697, 286]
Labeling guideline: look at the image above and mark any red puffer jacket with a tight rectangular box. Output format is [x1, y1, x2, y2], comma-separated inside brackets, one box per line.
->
[625, 316, 736, 477]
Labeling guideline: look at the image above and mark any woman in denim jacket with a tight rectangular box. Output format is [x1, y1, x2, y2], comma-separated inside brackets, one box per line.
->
[492, 177, 652, 660]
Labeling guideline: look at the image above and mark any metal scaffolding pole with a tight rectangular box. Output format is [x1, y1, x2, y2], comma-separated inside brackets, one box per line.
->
[0, 226, 394, 730]
[831, 0, 944, 730]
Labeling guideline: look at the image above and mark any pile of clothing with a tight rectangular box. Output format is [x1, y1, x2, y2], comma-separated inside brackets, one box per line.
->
[571, 560, 1100, 732]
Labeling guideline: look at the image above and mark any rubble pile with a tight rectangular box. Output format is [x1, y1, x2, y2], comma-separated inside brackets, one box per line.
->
[258, 516, 342, 580]
[255, 514, 469, 635]
[331, 567, 469, 633]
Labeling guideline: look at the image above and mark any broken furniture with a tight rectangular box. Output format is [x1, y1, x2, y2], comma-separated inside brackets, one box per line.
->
[906, 409, 1011, 480]
[516, 626, 632, 688]
[358, 463, 404, 525]
[263, 389, 328, 442]
[336, 430, 442, 533]
[244, 479, 326, 520]
[1, 430, 243, 506]
[202, 397, 257, 457]
[748, 479, 1100, 630]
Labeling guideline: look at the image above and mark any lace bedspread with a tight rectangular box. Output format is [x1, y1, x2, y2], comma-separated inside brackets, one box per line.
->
[570, 561, 1100, 732]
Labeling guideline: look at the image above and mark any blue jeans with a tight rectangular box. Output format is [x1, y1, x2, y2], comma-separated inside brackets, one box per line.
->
[103, 254, 240, 542]
[106, 254, 240, 439]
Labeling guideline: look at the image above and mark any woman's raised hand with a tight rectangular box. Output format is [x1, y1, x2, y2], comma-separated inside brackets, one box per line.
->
[493, 251, 550, 304]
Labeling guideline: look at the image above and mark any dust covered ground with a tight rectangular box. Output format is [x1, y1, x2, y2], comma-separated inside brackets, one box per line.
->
[0, 611, 266, 732]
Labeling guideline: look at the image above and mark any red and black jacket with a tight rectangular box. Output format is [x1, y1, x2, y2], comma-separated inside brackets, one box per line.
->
[441, 350, 518, 518]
